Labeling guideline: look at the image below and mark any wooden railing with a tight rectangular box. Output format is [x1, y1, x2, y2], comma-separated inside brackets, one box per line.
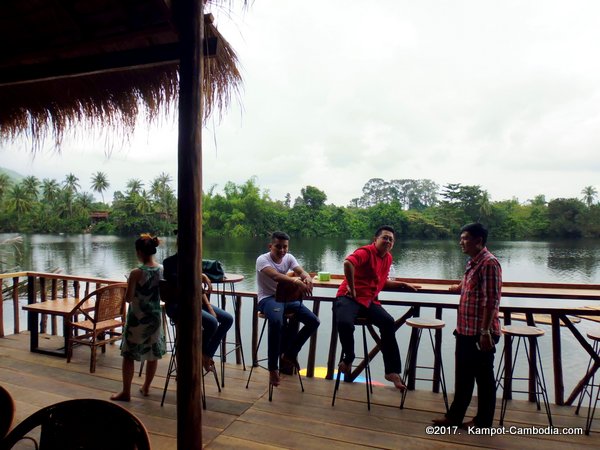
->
[3, 271, 600, 407]
[0, 272, 121, 337]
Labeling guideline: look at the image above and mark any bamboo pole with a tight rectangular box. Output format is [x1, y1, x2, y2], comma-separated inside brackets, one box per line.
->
[174, 0, 204, 447]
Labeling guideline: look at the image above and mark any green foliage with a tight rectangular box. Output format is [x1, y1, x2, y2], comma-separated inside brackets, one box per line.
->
[547, 198, 586, 238]
[1, 171, 599, 240]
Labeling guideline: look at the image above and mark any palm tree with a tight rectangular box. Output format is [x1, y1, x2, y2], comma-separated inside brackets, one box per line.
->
[90, 171, 110, 204]
[59, 187, 76, 218]
[150, 172, 175, 219]
[63, 173, 80, 194]
[75, 192, 95, 211]
[126, 178, 144, 196]
[0, 173, 12, 202]
[22, 175, 40, 200]
[41, 178, 60, 203]
[478, 191, 492, 222]
[133, 190, 153, 214]
[581, 186, 598, 207]
[6, 184, 33, 222]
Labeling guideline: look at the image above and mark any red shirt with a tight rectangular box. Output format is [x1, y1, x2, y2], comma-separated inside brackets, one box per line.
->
[336, 243, 392, 308]
[456, 247, 502, 336]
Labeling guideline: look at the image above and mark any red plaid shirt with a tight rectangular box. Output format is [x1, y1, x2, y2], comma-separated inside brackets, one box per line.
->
[456, 247, 502, 336]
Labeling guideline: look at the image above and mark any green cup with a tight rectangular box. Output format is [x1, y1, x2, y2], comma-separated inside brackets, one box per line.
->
[318, 271, 331, 281]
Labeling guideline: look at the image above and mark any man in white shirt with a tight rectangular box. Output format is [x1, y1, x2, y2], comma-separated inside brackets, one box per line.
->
[256, 231, 320, 386]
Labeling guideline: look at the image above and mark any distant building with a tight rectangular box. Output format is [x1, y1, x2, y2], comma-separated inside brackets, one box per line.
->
[89, 212, 109, 223]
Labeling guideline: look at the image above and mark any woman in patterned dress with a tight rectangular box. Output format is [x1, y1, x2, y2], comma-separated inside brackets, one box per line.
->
[111, 234, 166, 401]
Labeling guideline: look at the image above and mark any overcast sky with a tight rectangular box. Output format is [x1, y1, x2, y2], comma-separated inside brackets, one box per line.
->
[2, 0, 600, 206]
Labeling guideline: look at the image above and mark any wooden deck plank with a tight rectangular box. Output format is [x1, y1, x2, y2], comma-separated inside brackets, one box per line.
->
[1, 332, 598, 449]
[220, 420, 386, 450]
[206, 435, 285, 449]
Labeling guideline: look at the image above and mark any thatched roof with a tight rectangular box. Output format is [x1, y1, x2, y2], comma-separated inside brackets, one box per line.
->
[0, 0, 242, 148]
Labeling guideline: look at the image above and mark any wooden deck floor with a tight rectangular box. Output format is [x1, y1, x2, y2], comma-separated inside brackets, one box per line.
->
[1, 332, 598, 449]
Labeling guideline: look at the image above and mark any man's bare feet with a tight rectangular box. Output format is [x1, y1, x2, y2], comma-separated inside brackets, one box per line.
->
[269, 370, 281, 387]
[385, 373, 407, 391]
[110, 392, 131, 402]
[139, 387, 150, 397]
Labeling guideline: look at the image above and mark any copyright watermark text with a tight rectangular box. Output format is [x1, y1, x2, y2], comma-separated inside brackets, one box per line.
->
[425, 425, 583, 436]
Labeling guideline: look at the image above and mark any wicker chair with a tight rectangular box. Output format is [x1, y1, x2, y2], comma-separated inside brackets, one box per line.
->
[1, 398, 151, 450]
[0, 384, 15, 439]
[67, 283, 128, 373]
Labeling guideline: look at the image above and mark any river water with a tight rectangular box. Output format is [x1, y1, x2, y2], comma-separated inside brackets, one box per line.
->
[2, 233, 600, 401]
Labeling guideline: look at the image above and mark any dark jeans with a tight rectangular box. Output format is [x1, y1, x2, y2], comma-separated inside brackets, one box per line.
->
[334, 295, 401, 374]
[258, 296, 320, 371]
[201, 305, 233, 358]
[447, 332, 499, 427]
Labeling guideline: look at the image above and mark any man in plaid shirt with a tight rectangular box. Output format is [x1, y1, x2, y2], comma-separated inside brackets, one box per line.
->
[433, 223, 502, 429]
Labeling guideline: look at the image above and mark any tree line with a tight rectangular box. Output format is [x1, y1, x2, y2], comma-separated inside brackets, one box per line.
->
[0, 171, 599, 240]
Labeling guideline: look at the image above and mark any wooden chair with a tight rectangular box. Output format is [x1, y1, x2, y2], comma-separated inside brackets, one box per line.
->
[1, 398, 151, 450]
[67, 283, 128, 373]
[0, 384, 15, 439]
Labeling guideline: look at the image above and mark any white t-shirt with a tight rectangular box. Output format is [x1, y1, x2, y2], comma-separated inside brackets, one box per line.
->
[256, 252, 300, 301]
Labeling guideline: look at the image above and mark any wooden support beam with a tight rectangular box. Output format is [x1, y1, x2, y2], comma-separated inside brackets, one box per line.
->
[0, 43, 179, 87]
[173, 0, 204, 448]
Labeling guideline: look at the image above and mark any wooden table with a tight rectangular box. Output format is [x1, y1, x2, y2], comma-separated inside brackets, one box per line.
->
[22, 298, 93, 357]
[311, 275, 600, 406]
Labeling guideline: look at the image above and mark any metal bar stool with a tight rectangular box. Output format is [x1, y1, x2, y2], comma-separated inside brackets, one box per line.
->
[245, 310, 304, 401]
[159, 318, 221, 409]
[332, 317, 374, 410]
[496, 325, 553, 426]
[400, 317, 448, 412]
[575, 329, 600, 435]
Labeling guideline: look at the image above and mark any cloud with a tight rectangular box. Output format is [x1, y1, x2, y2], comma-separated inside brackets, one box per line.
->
[3, 0, 600, 207]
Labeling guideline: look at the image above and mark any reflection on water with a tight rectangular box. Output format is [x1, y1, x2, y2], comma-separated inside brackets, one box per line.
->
[5, 234, 600, 287]
[2, 234, 600, 401]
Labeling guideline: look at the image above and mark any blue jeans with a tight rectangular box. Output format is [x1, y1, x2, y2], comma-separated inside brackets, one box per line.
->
[202, 305, 233, 358]
[258, 296, 320, 371]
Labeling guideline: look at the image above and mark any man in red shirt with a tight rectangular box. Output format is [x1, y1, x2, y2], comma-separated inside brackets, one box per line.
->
[433, 222, 502, 428]
[334, 225, 419, 390]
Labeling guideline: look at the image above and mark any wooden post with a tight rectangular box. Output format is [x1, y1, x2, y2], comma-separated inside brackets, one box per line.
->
[174, 0, 204, 447]
[325, 303, 339, 380]
[551, 314, 564, 405]
[235, 294, 243, 364]
[503, 312, 513, 400]
[433, 307, 443, 393]
[406, 306, 421, 390]
[306, 299, 320, 378]
[27, 276, 38, 352]
[12, 277, 19, 334]
[251, 297, 259, 367]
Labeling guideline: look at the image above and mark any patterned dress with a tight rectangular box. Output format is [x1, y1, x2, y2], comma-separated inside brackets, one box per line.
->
[121, 265, 166, 361]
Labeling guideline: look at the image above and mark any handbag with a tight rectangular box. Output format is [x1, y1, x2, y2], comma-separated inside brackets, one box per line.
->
[275, 277, 305, 303]
[202, 259, 225, 282]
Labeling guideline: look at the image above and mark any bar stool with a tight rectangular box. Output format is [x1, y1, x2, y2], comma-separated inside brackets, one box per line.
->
[245, 311, 304, 401]
[159, 318, 221, 409]
[400, 317, 448, 412]
[332, 317, 374, 410]
[575, 328, 600, 435]
[496, 325, 552, 426]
